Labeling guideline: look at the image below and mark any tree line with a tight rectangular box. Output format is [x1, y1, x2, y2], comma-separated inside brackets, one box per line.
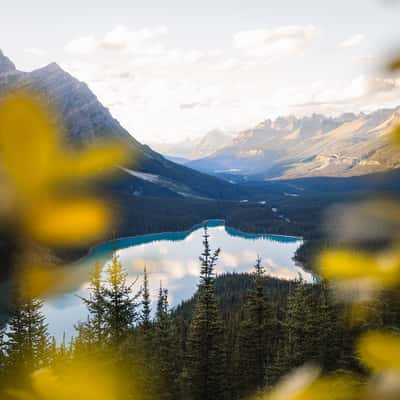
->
[1, 227, 399, 399]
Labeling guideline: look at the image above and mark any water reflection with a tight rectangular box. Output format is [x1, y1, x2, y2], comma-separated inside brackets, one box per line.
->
[43, 220, 311, 340]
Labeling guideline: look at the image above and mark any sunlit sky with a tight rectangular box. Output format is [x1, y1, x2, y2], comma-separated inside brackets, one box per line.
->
[2, 0, 400, 143]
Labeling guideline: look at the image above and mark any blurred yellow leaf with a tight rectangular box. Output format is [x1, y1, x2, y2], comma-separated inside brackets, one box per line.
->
[61, 142, 129, 180]
[24, 198, 110, 246]
[263, 366, 359, 400]
[18, 263, 71, 300]
[6, 358, 123, 400]
[319, 250, 376, 280]
[358, 331, 400, 372]
[387, 56, 400, 72]
[0, 94, 59, 197]
[319, 250, 400, 287]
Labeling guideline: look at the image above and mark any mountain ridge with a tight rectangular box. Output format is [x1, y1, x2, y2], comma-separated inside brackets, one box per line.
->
[184, 108, 400, 180]
[0, 50, 244, 200]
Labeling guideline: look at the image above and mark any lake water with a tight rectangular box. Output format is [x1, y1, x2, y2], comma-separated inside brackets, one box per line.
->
[43, 220, 311, 340]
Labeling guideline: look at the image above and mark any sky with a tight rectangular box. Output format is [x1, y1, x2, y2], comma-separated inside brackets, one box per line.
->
[2, 0, 400, 143]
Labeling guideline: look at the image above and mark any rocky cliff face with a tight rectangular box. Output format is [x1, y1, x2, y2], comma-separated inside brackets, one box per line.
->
[0, 50, 17, 75]
[187, 110, 400, 180]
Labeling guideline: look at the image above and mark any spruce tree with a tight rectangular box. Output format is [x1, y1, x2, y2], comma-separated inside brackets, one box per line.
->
[154, 283, 179, 400]
[80, 261, 106, 344]
[103, 251, 139, 346]
[186, 226, 226, 400]
[237, 256, 275, 394]
[313, 282, 339, 371]
[140, 265, 151, 333]
[4, 292, 50, 383]
[282, 279, 314, 368]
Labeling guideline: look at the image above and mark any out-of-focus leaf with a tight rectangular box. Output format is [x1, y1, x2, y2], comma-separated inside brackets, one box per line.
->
[263, 366, 359, 400]
[18, 263, 71, 300]
[6, 357, 125, 400]
[61, 142, 129, 180]
[319, 250, 400, 287]
[387, 55, 400, 72]
[24, 198, 110, 246]
[0, 94, 59, 197]
[358, 331, 400, 372]
[319, 250, 377, 280]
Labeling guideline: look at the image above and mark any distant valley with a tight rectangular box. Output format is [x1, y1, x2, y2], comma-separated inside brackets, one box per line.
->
[1, 49, 399, 244]
[149, 129, 234, 162]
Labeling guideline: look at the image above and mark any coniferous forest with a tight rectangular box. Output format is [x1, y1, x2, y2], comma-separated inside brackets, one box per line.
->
[1, 226, 399, 400]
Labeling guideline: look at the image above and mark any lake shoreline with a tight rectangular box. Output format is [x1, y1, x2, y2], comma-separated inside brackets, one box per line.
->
[81, 218, 304, 263]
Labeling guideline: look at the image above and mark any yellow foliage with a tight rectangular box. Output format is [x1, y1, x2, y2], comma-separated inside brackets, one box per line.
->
[318, 250, 400, 288]
[0, 94, 59, 198]
[63, 142, 129, 180]
[5, 357, 124, 400]
[358, 331, 400, 372]
[263, 367, 359, 400]
[0, 92, 128, 248]
[24, 198, 110, 246]
[17, 261, 78, 300]
[387, 56, 400, 72]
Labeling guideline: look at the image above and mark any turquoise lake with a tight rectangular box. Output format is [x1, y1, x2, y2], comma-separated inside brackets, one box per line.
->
[43, 220, 312, 340]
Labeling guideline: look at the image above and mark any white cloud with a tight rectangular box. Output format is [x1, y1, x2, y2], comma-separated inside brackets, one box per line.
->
[60, 24, 398, 143]
[100, 25, 168, 52]
[285, 74, 400, 116]
[234, 25, 318, 58]
[65, 25, 169, 55]
[339, 34, 365, 48]
[24, 47, 47, 57]
[65, 35, 97, 54]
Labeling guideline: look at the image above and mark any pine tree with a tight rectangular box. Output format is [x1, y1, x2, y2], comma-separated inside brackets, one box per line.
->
[313, 282, 340, 371]
[140, 265, 151, 333]
[186, 226, 226, 400]
[237, 256, 275, 394]
[282, 279, 314, 368]
[103, 251, 139, 346]
[50, 333, 71, 368]
[80, 261, 106, 345]
[4, 292, 50, 383]
[154, 283, 179, 400]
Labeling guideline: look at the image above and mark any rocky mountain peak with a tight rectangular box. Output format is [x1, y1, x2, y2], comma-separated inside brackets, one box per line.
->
[0, 49, 17, 74]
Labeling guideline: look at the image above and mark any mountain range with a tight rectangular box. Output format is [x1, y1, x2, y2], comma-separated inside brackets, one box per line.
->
[162, 110, 400, 181]
[0, 50, 243, 200]
[149, 129, 234, 162]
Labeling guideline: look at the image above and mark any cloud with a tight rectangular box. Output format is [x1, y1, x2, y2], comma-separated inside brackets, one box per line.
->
[368, 77, 400, 93]
[339, 34, 365, 48]
[65, 25, 169, 55]
[100, 25, 168, 52]
[60, 24, 399, 143]
[24, 47, 47, 57]
[234, 25, 317, 58]
[288, 75, 400, 115]
[65, 35, 97, 54]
